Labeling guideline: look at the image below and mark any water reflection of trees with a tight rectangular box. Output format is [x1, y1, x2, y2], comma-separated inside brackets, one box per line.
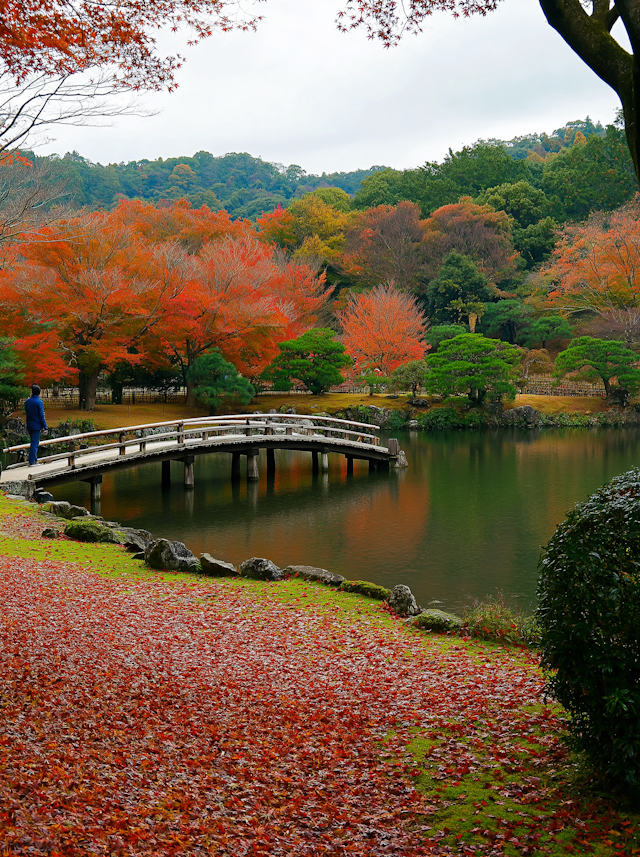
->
[53, 428, 640, 612]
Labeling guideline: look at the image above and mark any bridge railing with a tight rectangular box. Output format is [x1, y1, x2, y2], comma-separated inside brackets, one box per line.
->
[3, 414, 381, 471]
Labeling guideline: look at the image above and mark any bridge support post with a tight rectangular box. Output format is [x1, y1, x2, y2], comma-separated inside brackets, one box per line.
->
[346, 456, 353, 475]
[266, 447, 276, 476]
[84, 475, 102, 501]
[247, 450, 260, 482]
[311, 451, 319, 474]
[369, 459, 378, 473]
[231, 452, 241, 481]
[183, 456, 195, 489]
[321, 451, 329, 473]
[388, 438, 400, 456]
[162, 460, 171, 488]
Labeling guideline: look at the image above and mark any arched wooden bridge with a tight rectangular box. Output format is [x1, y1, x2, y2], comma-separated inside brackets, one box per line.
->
[2, 414, 405, 500]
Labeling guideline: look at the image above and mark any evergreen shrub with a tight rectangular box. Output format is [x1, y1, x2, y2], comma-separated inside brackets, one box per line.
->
[537, 468, 640, 788]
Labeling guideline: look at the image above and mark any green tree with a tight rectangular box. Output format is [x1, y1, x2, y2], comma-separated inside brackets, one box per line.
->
[554, 336, 640, 403]
[362, 372, 388, 396]
[261, 328, 351, 395]
[476, 180, 551, 228]
[525, 316, 573, 349]
[0, 340, 25, 415]
[425, 334, 521, 405]
[186, 351, 254, 414]
[427, 252, 492, 326]
[310, 187, 352, 213]
[480, 300, 532, 345]
[425, 324, 468, 350]
[390, 360, 428, 396]
[542, 126, 639, 221]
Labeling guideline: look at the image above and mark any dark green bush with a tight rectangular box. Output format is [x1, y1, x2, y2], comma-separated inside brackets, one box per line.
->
[537, 468, 640, 789]
[418, 406, 465, 431]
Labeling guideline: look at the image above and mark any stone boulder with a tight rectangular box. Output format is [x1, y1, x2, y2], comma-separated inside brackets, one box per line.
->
[338, 580, 391, 600]
[283, 564, 345, 586]
[394, 450, 409, 468]
[501, 405, 541, 427]
[411, 609, 463, 632]
[388, 584, 421, 617]
[64, 519, 124, 544]
[145, 539, 200, 573]
[42, 527, 60, 539]
[1, 480, 37, 499]
[200, 553, 239, 577]
[408, 398, 430, 408]
[238, 557, 283, 581]
[43, 500, 71, 517]
[118, 527, 154, 553]
[34, 490, 55, 503]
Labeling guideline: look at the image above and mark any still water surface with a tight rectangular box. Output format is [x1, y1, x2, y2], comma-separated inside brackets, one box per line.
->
[52, 428, 640, 613]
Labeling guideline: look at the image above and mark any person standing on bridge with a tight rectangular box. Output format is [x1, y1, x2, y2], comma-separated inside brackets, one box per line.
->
[25, 384, 48, 466]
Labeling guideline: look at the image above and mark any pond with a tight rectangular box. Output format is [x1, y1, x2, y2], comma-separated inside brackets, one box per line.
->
[48, 427, 640, 614]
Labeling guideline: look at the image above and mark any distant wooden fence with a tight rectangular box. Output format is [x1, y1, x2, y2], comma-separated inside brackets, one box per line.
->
[521, 375, 606, 397]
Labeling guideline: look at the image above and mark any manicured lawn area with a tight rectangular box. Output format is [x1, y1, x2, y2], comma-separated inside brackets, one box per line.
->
[9, 392, 617, 435]
[0, 494, 637, 855]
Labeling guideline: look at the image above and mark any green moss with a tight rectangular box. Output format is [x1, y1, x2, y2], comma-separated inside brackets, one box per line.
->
[64, 519, 124, 544]
[413, 608, 463, 632]
[338, 580, 391, 600]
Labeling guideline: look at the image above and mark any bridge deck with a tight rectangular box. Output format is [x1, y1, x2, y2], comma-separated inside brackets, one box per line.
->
[2, 414, 401, 490]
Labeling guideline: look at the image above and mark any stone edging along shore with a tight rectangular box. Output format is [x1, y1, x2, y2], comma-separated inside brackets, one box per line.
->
[1, 484, 463, 634]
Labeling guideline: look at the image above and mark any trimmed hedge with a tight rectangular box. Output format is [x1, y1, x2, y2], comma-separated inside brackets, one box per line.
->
[537, 468, 640, 789]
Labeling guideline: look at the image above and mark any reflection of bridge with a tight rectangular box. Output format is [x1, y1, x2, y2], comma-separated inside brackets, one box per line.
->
[2, 414, 403, 501]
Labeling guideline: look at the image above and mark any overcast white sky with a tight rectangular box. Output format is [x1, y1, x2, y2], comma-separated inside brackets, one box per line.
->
[38, 0, 624, 174]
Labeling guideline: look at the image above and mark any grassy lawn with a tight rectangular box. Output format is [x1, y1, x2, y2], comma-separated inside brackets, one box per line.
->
[0, 492, 637, 855]
[9, 393, 617, 434]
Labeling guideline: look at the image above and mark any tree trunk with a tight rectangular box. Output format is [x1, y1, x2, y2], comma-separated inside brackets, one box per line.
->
[603, 376, 611, 396]
[79, 368, 100, 411]
[111, 379, 123, 405]
[185, 383, 196, 407]
[539, 0, 640, 178]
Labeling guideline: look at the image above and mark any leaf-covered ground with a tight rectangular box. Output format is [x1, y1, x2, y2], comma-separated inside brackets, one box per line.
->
[0, 497, 638, 855]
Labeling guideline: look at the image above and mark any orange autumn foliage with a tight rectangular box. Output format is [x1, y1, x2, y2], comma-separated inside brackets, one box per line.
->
[0, 200, 329, 407]
[337, 284, 427, 375]
[541, 198, 640, 315]
[0, 0, 261, 90]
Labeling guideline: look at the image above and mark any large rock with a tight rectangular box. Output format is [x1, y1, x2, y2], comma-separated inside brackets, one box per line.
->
[145, 538, 199, 572]
[283, 564, 345, 586]
[338, 580, 391, 600]
[200, 553, 238, 577]
[238, 557, 283, 581]
[411, 609, 463, 632]
[64, 519, 124, 544]
[43, 500, 71, 516]
[0, 480, 37, 499]
[501, 405, 541, 427]
[394, 450, 409, 468]
[388, 584, 421, 617]
[4, 417, 26, 435]
[118, 526, 153, 553]
[43, 501, 89, 520]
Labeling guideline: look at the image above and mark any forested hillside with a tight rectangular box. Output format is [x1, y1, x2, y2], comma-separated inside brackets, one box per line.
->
[36, 150, 385, 220]
[32, 117, 635, 222]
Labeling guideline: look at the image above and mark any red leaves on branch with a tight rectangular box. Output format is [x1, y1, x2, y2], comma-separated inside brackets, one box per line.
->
[338, 283, 427, 374]
[0, 0, 262, 90]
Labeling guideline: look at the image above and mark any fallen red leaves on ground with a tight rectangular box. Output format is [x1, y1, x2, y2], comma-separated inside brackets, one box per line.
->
[0, 556, 636, 855]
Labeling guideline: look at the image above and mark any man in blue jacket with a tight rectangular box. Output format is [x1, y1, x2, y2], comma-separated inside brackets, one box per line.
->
[25, 384, 48, 466]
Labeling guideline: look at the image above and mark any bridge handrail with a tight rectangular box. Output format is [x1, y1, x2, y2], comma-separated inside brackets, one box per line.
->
[3, 422, 382, 471]
[2, 412, 380, 454]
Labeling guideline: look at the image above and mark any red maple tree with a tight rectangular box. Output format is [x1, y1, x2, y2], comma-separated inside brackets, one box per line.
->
[337, 283, 427, 375]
